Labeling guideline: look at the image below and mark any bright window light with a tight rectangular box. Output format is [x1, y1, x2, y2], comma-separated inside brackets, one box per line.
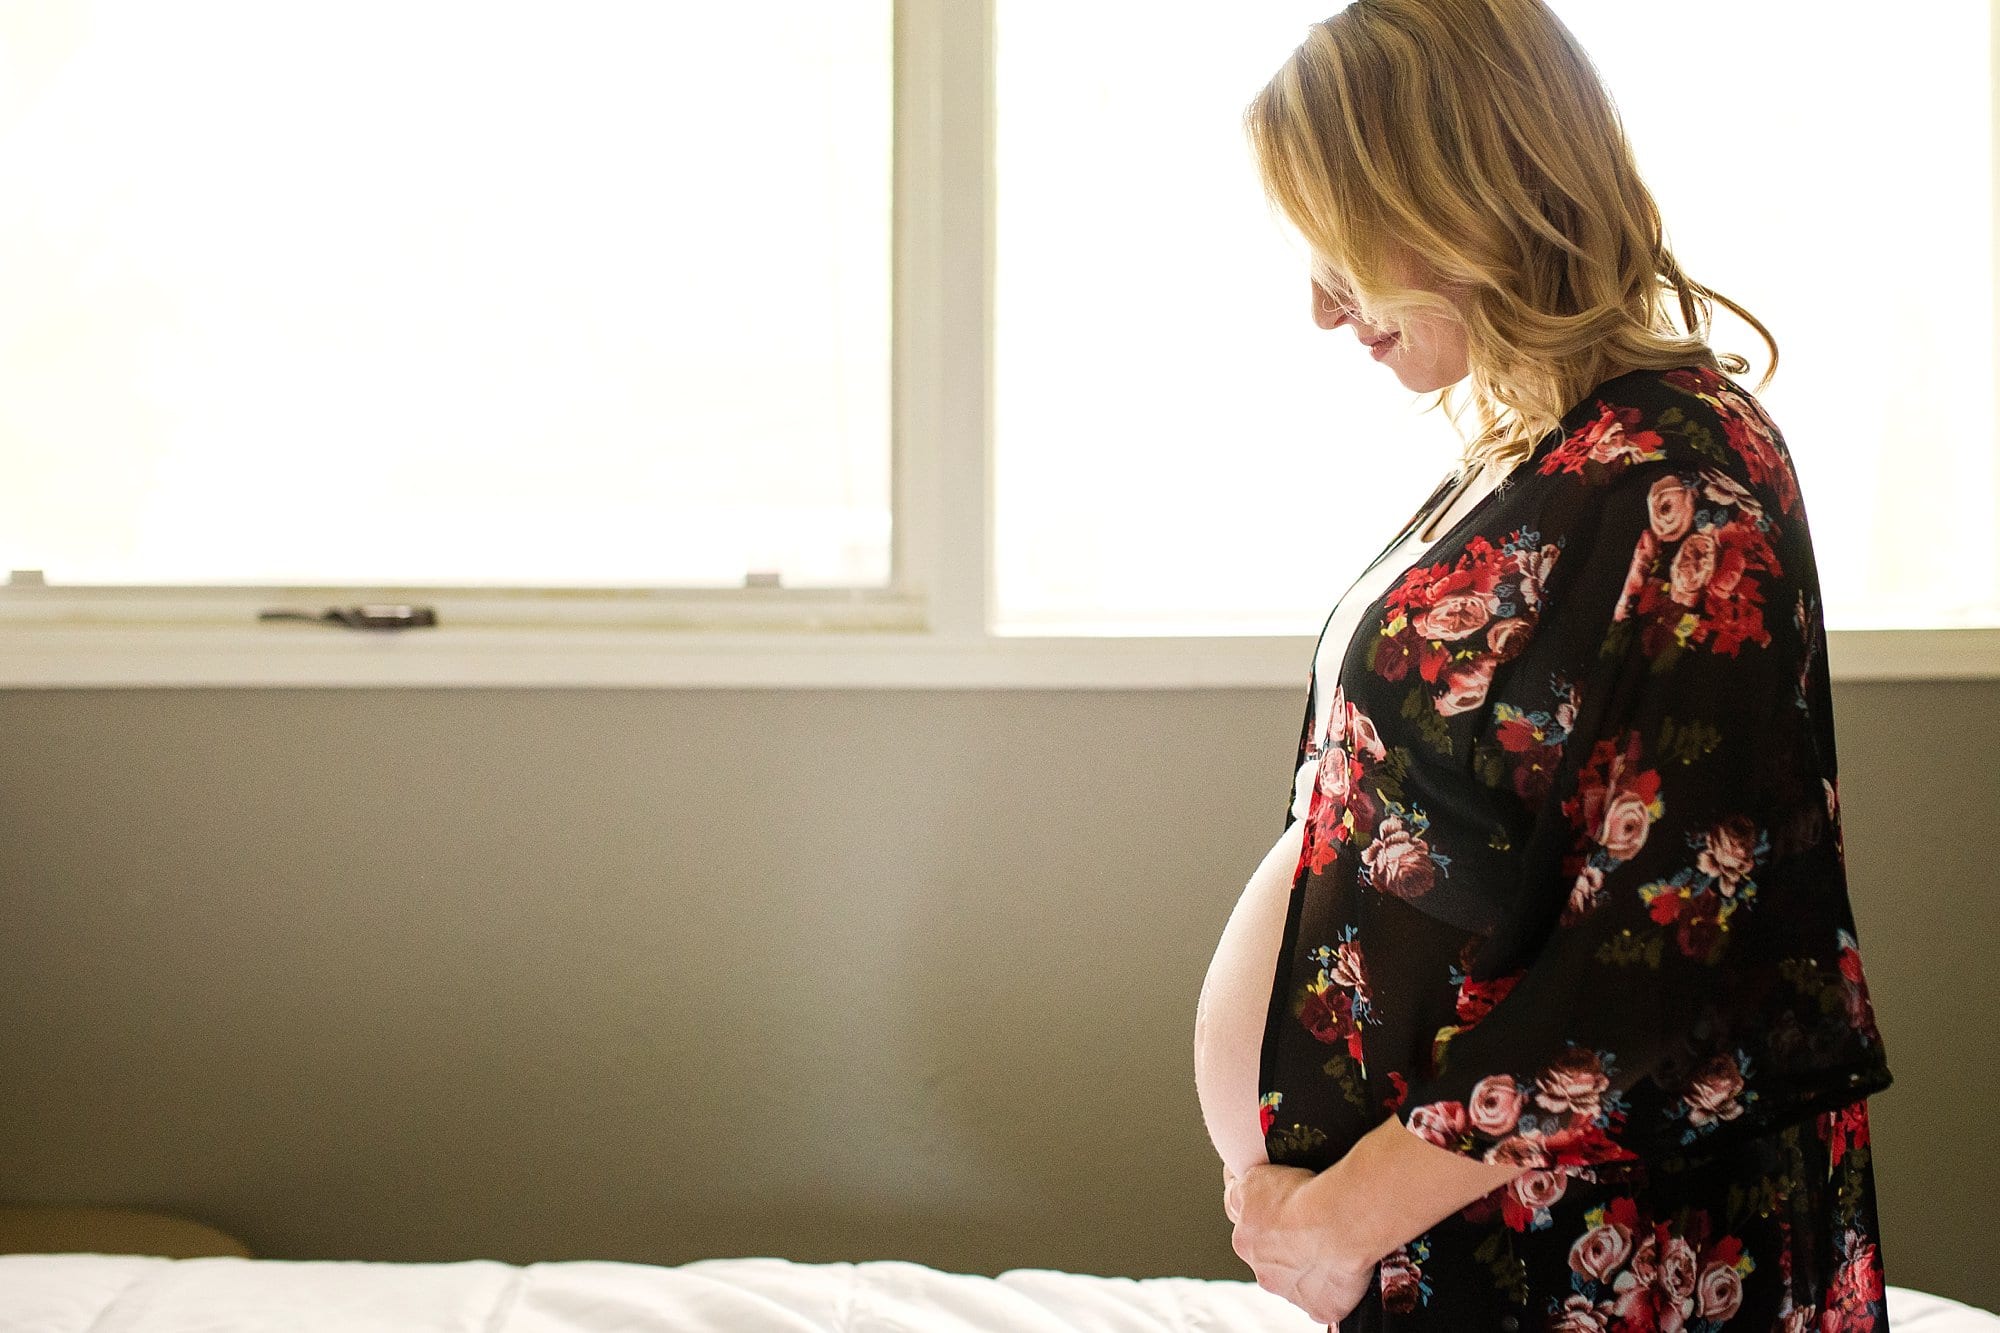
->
[0, 2, 894, 589]
[993, 1, 1995, 633]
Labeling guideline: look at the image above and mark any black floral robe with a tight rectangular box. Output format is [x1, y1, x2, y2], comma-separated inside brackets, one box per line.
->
[1258, 364, 1894, 1332]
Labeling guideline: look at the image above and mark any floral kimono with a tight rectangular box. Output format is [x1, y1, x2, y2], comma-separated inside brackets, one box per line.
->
[1258, 364, 1893, 1332]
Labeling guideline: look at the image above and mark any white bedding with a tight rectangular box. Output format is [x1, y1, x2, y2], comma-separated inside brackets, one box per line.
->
[1, 1253, 1994, 1332]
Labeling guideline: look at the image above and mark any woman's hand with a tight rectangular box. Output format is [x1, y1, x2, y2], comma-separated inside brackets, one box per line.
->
[1223, 1162, 1376, 1327]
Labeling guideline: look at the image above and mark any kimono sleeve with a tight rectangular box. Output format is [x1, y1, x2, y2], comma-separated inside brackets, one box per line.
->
[1390, 453, 1891, 1178]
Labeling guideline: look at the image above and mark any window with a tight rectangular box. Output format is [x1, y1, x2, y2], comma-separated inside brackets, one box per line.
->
[993, 0, 1996, 635]
[1, 1, 1992, 686]
[0, 1, 893, 591]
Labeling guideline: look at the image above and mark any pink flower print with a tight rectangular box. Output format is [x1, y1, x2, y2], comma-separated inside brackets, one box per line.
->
[1467, 1074, 1525, 1137]
[1699, 466, 1765, 523]
[1647, 474, 1696, 541]
[1361, 814, 1439, 900]
[1567, 733, 1662, 862]
[1436, 654, 1497, 715]
[1696, 815, 1760, 896]
[1346, 700, 1387, 762]
[1568, 1221, 1635, 1284]
[1551, 401, 1665, 469]
[1825, 1239, 1887, 1331]
[1486, 1133, 1552, 1169]
[1378, 1246, 1424, 1315]
[1405, 1100, 1469, 1149]
[1514, 542, 1561, 611]
[1485, 615, 1532, 660]
[1697, 1259, 1745, 1321]
[1315, 742, 1355, 804]
[1512, 1166, 1566, 1212]
[1534, 1048, 1611, 1120]
[1329, 940, 1369, 1002]
[1659, 1234, 1701, 1319]
[1562, 863, 1607, 925]
[1669, 529, 1719, 605]
[1614, 529, 1660, 623]
[1555, 681, 1579, 734]
[1598, 780, 1657, 862]
[1413, 590, 1493, 641]
[1551, 1294, 1611, 1331]
[1681, 1053, 1747, 1128]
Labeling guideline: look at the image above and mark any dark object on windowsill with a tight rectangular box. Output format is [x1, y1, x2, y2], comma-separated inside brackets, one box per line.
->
[257, 604, 438, 630]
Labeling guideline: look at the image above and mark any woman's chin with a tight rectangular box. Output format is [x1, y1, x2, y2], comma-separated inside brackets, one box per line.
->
[1391, 362, 1470, 394]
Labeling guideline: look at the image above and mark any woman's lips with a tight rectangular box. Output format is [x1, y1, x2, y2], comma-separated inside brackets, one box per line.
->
[1371, 333, 1400, 360]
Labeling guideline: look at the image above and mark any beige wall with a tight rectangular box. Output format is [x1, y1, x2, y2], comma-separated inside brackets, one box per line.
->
[0, 680, 1991, 1311]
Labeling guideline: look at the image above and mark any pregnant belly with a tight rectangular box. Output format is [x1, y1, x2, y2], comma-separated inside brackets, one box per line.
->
[1193, 818, 1306, 1180]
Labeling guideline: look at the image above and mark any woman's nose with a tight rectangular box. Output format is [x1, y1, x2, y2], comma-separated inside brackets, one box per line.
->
[1310, 278, 1353, 332]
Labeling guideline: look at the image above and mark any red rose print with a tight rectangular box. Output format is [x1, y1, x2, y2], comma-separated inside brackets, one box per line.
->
[1454, 970, 1521, 1024]
[1539, 402, 1668, 476]
[1535, 1118, 1639, 1172]
[1818, 1100, 1872, 1168]
[1406, 1100, 1469, 1149]
[1298, 983, 1355, 1047]
[1260, 365, 1890, 1313]
[1565, 732, 1663, 862]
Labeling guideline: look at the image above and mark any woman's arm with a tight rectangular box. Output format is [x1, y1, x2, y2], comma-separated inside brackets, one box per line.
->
[1289, 1113, 1526, 1262]
[1225, 1116, 1526, 1323]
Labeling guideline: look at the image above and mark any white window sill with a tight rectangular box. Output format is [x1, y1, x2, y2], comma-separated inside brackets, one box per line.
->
[0, 625, 1992, 689]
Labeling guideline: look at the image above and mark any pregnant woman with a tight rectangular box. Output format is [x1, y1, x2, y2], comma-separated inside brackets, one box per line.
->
[1191, 1, 1893, 1329]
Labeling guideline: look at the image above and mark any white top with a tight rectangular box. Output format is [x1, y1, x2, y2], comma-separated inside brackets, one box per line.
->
[1196, 454, 1511, 1181]
[1288, 457, 1511, 824]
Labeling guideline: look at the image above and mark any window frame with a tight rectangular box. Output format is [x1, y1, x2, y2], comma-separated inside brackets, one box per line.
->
[0, 0, 1994, 689]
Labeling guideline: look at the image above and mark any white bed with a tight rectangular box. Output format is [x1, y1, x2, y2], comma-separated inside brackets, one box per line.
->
[2, 1253, 1996, 1332]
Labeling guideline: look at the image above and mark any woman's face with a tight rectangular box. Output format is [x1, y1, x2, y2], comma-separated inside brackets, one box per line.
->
[1311, 249, 1471, 393]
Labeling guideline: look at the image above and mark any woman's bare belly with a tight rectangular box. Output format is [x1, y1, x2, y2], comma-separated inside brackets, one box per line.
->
[1193, 813, 1308, 1180]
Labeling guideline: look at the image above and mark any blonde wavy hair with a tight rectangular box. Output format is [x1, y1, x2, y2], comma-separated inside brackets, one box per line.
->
[1243, 0, 1779, 470]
